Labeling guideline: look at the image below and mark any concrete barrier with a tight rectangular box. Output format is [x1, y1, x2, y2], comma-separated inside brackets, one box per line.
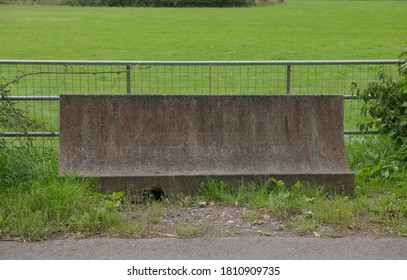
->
[59, 95, 354, 196]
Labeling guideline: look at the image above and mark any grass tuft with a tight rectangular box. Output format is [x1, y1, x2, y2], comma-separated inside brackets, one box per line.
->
[197, 137, 407, 236]
[173, 223, 209, 238]
[0, 145, 141, 240]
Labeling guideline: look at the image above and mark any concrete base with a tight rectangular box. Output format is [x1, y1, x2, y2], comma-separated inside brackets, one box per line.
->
[97, 173, 354, 197]
[60, 95, 354, 196]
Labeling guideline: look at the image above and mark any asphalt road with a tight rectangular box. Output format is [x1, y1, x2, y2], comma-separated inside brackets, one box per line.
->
[1, 236, 406, 260]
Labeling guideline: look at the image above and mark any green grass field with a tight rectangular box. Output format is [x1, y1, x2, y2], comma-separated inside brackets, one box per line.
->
[0, 1, 406, 60]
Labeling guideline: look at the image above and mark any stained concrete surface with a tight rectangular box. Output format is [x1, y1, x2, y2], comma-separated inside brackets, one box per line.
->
[60, 95, 354, 195]
[1, 237, 406, 260]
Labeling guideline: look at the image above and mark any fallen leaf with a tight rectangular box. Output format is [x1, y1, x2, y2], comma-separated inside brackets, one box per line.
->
[304, 196, 315, 203]
[304, 210, 314, 217]
[198, 201, 207, 207]
[252, 220, 264, 225]
[257, 230, 271, 236]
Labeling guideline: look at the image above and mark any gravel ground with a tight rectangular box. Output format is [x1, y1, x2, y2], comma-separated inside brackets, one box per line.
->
[129, 203, 392, 239]
[1, 204, 406, 260]
[129, 203, 296, 238]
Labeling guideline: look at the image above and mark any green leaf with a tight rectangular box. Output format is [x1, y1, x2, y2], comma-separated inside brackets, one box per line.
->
[271, 178, 286, 189]
[292, 181, 301, 189]
[381, 169, 390, 179]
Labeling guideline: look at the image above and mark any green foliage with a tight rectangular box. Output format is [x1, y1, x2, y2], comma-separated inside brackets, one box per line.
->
[64, 0, 274, 7]
[173, 223, 208, 238]
[354, 48, 407, 159]
[346, 136, 407, 187]
[198, 178, 302, 209]
[0, 145, 56, 188]
[93, 191, 126, 211]
[0, 146, 140, 239]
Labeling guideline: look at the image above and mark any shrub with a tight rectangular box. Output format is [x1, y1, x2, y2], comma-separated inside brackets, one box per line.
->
[63, 0, 281, 7]
[354, 48, 407, 161]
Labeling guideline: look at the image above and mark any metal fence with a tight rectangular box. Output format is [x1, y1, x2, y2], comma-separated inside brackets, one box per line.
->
[0, 59, 402, 150]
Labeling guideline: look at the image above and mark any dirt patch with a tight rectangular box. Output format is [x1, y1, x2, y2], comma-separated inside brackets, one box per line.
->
[131, 203, 291, 238]
[129, 202, 384, 239]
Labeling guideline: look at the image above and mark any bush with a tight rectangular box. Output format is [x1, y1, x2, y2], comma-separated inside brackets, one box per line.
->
[64, 0, 281, 7]
[354, 48, 407, 161]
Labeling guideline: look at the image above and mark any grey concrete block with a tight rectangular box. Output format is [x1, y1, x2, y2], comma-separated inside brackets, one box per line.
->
[59, 95, 354, 196]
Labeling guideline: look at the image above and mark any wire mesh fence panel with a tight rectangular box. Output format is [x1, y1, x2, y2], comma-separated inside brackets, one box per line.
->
[0, 60, 401, 151]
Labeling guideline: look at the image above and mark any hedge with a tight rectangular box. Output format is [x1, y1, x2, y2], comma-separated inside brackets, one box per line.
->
[64, 0, 281, 7]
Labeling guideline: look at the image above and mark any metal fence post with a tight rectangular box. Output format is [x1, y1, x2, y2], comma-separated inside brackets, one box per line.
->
[126, 64, 131, 94]
[209, 64, 212, 94]
[286, 64, 291, 94]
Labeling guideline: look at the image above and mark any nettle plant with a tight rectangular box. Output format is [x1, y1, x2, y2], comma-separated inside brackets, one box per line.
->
[353, 48, 407, 162]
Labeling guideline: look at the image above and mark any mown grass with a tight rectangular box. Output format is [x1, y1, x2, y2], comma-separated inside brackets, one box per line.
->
[0, 1, 406, 60]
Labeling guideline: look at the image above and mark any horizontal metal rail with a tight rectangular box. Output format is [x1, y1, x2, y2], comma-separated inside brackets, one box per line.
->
[1, 95, 361, 101]
[0, 96, 60, 101]
[1, 131, 377, 137]
[0, 59, 402, 66]
[0, 132, 59, 137]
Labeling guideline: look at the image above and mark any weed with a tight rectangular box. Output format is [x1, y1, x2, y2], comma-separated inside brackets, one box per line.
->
[94, 191, 127, 211]
[143, 202, 165, 225]
[311, 197, 355, 227]
[290, 214, 320, 236]
[346, 136, 407, 189]
[242, 210, 263, 226]
[176, 194, 196, 208]
[198, 179, 239, 205]
[174, 223, 208, 238]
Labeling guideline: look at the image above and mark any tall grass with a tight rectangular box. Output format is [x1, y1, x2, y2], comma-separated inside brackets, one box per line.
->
[197, 135, 407, 236]
[1, 135, 406, 239]
[0, 144, 56, 188]
[0, 144, 140, 239]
